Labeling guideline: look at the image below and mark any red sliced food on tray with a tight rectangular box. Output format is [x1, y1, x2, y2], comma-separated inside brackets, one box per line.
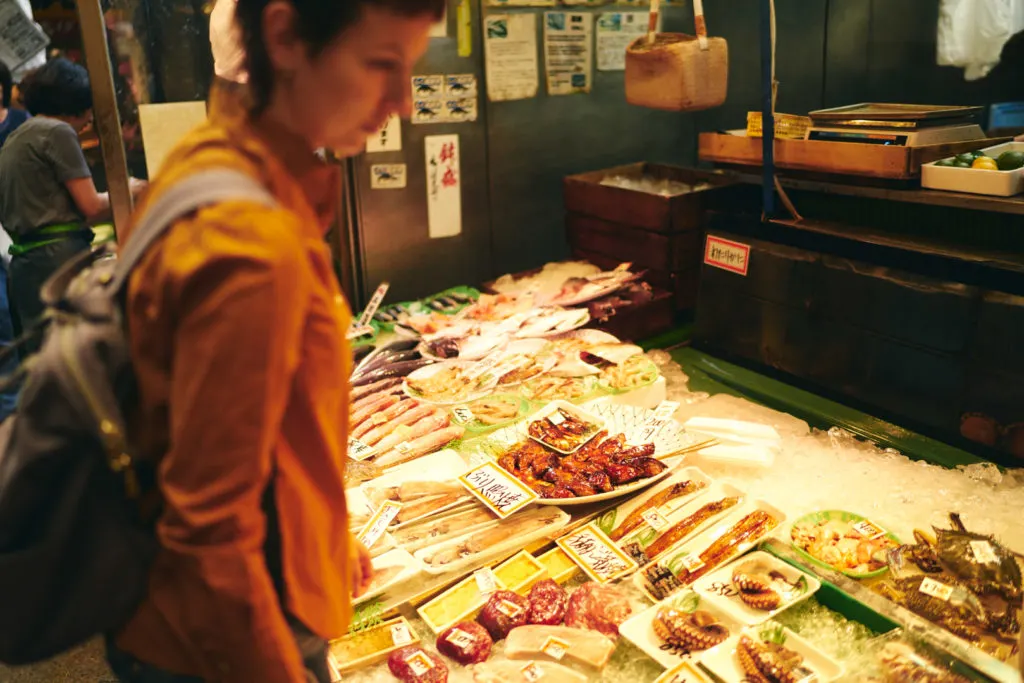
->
[387, 646, 448, 683]
[436, 621, 493, 665]
[564, 582, 632, 639]
[526, 579, 567, 626]
[477, 590, 530, 641]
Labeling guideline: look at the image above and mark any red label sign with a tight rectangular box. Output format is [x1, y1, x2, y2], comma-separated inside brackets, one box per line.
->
[704, 236, 751, 276]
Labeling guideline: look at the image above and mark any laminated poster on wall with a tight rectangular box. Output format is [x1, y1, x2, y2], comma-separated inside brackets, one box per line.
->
[597, 11, 651, 71]
[366, 114, 402, 153]
[544, 12, 593, 96]
[412, 74, 479, 124]
[371, 164, 407, 190]
[425, 135, 462, 239]
[412, 75, 447, 124]
[0, 0, 48, 70]
[484, 13, 540, 102]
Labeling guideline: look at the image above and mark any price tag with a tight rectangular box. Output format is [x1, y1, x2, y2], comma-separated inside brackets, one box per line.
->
[466, 355, 501, 380]
[459, 461, 539, 518]
[540, 636, 569, 661]
[447, 627, 476, 652]
[348, 438, 376, 461]
[395, 441, 413, 455]
[357, 500, 403, 548]
[404, 651, 434, 676]
[919, 577, 954, 602]
[557, 522, 639, 583]
[792, 666, 819, 683]
[370, 413, 389, 425]
[357, 282, 391, 329]
[679, 553, 706, 573]
[520, 661, 545, 681]
[547, 410, 566, 426]
[497, 599, 525, 619]
[852, 520, 886, 540]
[642, 509, 670, 531]
[453, 406, 475, 425]
[390, 622, 413, 647]
[474, 568, 498, 594]
[970, 540, 998, 564]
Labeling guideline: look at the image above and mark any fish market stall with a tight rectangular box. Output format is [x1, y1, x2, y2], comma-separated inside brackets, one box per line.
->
[335, 267, 1023, 683]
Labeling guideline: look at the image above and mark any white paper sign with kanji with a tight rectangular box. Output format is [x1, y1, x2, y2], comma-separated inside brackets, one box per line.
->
[365, 114, 402, 153]
[424, 134, 462, 239]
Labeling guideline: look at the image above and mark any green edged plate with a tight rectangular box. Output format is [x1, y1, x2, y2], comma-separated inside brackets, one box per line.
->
[789, 509, 901, 580]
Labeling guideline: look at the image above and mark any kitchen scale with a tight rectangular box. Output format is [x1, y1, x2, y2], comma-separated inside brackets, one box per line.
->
[806, 103, 987, 147]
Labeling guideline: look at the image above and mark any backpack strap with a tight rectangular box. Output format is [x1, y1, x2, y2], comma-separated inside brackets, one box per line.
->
[111, 169, 277, 292]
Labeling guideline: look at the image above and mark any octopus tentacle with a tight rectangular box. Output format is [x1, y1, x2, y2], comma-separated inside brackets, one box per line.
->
[739, 589, 782, 611]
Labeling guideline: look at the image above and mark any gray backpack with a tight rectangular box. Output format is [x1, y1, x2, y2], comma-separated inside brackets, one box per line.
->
[0, 169, 275, 664]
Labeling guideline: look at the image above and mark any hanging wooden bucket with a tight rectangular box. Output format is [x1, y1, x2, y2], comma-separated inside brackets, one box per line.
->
[625, 0, 728, 112]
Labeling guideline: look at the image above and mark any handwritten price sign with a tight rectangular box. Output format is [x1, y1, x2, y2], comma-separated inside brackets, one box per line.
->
[459, 461, 538, 518]
[557, 522, 638, 583]
[357, 500, 403, 548]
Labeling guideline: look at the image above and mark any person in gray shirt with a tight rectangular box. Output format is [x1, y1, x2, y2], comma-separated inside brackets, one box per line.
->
[0, 58, 143, 353]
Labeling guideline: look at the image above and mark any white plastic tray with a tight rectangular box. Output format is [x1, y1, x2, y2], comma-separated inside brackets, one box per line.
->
[921, 141, 1024, 196]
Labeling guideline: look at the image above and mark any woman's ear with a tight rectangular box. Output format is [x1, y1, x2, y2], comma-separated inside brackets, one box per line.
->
[261, 0, 305, 76]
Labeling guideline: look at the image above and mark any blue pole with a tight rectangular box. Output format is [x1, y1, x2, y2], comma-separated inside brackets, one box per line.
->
[760, 0, 776, 218]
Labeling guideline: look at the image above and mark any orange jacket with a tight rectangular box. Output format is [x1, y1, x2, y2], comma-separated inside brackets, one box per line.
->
[116, 83, 352, 682]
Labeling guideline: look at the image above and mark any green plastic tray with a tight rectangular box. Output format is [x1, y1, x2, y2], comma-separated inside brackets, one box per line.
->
[790, 509, 902, 580]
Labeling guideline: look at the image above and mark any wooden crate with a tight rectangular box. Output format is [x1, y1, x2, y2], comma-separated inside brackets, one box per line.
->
[563, 163, 744, 232]
[566, 214, 703, 272]
[698, 132, 1013, 180]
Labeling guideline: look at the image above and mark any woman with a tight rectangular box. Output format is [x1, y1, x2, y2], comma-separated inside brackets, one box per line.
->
[0, 58, 144, 349]
[0, 62, 30, 148]
[106, 1, 443, 682]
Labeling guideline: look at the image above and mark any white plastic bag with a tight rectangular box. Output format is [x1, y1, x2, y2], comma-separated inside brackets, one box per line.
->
[938, 0, 1024, 80]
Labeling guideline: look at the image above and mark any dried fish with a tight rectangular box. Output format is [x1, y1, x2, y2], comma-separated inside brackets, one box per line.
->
[608, 479, 708, 541]
[642, 497, 742, 561]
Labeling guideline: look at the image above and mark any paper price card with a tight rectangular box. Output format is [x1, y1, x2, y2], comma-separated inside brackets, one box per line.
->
[557, 522, 638, 583]
[404, 651, 435, 676]
[390, 622, 413, 646]
[652, 401, 681, 421]
[448, 627, 476, 652]
[919, 577, 954, 602]
[459, 461, 538, 518]
[540, 636, 569, 661]
[357, 282, 390, 329]
[642, 508, 670, 531]
[520, 661, 545, 681]
[970, 540, 998, 564]
[474, 568, 498, 594]
[851, 520, 886, 540]
[348, 438, 375, 462]
[654, 660, 715, 683]
[357, 500, 403, 548]
[452, 406, 475, 425]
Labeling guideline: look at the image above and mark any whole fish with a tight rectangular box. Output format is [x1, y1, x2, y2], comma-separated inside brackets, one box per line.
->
[354, 348, 422, 378]
[350, 386, 403, 415]
[362, 403, 436, 446]
[609, 479, 708, 541]
[352, 399, 416, 440]
[350, 394, 401, 428]
[351, 359, 436, 387]
[376, 425, 465, 469]
[350, 377, 401, 401]
[373, 410, 450, 455]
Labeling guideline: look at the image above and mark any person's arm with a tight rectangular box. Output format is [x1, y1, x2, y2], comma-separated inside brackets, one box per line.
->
[47, 122, 112, 222]
[64, 177, 110, 220]
[154, 212, 311, 683]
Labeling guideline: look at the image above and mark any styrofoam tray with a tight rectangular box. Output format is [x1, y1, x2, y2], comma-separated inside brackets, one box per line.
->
[699, 623, 844, 682]
[353, 548, 423, 606]
[692, 550, 821, 626]
[921, 141, 1024, 196]
[620, 591, 742, 669]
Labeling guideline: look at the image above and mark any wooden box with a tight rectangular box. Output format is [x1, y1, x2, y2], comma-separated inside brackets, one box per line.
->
[563, 163, 749, 311]
[698, 132, 1013, 180]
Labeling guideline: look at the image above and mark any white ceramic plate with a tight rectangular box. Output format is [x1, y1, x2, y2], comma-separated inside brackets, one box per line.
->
[699, 623, 845, 682]
[693, 550, 821, 626]
[465, 401, 703, 508]
[620, 591, 741, 670]
[403, 360, 499, 406]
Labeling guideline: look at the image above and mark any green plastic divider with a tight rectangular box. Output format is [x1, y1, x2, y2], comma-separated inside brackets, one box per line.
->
[665, 346, 983, 469]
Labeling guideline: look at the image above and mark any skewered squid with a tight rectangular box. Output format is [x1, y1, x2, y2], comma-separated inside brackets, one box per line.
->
[651, 607, 729, 653]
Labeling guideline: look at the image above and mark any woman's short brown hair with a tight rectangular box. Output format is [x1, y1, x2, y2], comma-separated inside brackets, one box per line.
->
[235, 0, 445, 114]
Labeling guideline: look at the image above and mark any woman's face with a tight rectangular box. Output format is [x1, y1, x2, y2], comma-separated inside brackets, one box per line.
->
[265, 3, 435, 155]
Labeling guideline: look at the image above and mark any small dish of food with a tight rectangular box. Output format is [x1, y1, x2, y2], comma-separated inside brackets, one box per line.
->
[526, 401, 603, 454]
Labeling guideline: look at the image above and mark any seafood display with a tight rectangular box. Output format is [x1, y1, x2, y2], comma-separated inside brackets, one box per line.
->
[653, 607, 730, 653]
[526, 405, 601, 453]
[405, 361, 498, 405]
[504, 624, 617, 668]
[638, 497, 743, 564]
[731, 561, 785, 611]
[387, 646, 448, 683]
[606, 478, 709, 542]
[462, 395, 524, 428]
[736, 633, 813, 683]
[873, 641, 972, 683]
[519, 375, 597, 402]
[642, 510, 782, 601]
[546, 266, 645, 307]
[436, 622, 493, 665]
[469, 659, 587, 683]
[525, 579, 568, 626]
[477, 590, 530, 640]
[564, 581, 633, 639]
[790, 512, 900, 576]
[599, 355, 661, 392]
[498, 432, 665, 499]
